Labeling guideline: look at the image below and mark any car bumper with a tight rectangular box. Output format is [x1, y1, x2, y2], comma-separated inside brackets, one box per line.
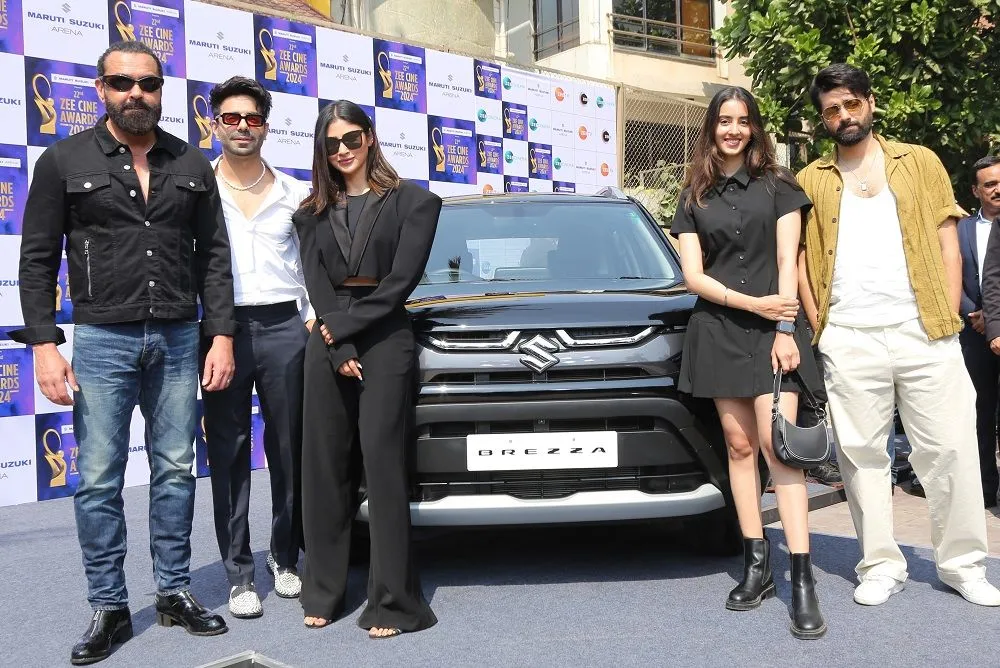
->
[357, 484, 726, 526]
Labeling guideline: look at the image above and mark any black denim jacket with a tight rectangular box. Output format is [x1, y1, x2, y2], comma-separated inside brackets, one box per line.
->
[10, 117, 236, 345]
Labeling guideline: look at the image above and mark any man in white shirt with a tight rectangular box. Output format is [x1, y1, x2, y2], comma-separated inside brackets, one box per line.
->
[965, 156, 1000, 507]
[203, 76, 313, 619]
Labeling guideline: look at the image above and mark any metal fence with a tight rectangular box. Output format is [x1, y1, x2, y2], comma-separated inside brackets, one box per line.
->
[619, 87, 707, 228]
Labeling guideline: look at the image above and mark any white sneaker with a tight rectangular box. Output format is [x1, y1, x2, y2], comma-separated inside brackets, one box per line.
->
[229, 584, 263, 619]
[945, 578, 1000, 607]
[854, 575, 905, 605]
[267, 553, 302, 599]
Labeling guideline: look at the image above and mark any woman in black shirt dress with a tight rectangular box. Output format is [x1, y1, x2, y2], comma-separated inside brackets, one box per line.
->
[671, 87, 826, 639]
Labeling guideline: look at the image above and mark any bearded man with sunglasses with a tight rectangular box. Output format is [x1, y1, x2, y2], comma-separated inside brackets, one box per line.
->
[202, 76, 312, 620]
[11, 41, 235, 664]
[797, 63, 1000, 608]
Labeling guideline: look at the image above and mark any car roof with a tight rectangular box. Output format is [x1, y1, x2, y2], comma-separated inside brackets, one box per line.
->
[441, 191, 632, 207]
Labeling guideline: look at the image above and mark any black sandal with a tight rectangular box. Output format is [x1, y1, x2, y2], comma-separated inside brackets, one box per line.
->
[368, 627, 402, 640]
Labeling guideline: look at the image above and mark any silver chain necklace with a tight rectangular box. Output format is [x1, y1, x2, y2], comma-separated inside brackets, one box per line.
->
[218, 161, 267, 192]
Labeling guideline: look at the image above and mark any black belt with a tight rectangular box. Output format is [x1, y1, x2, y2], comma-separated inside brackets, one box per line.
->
[233, 301, 298, 320]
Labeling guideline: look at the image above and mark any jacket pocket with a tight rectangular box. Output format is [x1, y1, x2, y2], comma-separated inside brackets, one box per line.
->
[65, 172, 113, 220]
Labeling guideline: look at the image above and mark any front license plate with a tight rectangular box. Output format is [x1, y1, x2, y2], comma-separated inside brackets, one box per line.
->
[466, 431, 618, 471]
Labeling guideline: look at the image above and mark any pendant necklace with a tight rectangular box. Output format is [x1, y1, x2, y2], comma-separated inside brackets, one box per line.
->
[218, 161, 267, 192]
[851, 149, 879, 193]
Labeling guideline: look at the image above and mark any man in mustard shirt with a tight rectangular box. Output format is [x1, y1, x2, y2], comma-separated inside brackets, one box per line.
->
[798, 64, 999, 608]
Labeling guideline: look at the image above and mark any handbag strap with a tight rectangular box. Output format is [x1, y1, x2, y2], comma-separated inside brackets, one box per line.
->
[772, 370, 827, 421]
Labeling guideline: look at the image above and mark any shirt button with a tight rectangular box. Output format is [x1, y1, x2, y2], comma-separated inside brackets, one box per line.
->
[144, 220, 150, 227]
[189, 181, 196, 187]
[124, 165, 131, 171]
[741, 279, 746, 284]
[828, 250, 833, 255]
[836, 186, 842, 191]
[736, 229, 742, 235]
[832, 217, 838, 224]
[146, 250, 153, 256]
[148, 280, 155, 287]
[118, 147, 125, 154]
[83, 182, 92, 189]
[739, 254, 745, 260]
[731, 205, 737, 210]
[130, 189, 137, 197]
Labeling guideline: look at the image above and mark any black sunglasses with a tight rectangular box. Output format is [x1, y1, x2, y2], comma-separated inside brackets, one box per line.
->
[216, 112, 266, 127]
[100, 74, 164, 93]
[325, 130, 365, 154]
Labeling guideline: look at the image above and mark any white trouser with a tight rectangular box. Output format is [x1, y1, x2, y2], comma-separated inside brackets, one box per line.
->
[818, 318, 988, 584]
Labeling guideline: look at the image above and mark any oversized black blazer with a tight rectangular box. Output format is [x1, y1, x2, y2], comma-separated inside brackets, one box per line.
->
[292, 180, 442, 367]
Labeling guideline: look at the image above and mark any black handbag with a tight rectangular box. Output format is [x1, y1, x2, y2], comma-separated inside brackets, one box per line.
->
[771, 370, 832, 470]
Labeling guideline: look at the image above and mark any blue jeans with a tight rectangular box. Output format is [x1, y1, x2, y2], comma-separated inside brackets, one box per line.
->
[73, 321, 199, 610]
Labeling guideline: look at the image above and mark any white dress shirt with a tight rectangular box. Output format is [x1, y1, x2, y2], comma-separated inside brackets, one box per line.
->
[212, 158, 314, 321]
[976, 209, 993, 288]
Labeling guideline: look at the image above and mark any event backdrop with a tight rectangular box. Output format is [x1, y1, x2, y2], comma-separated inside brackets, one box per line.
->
[0, 0, 620, 507]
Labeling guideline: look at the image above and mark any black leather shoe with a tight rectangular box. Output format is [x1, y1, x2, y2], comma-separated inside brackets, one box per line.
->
[71, 608, 133, 665]
[790, 553, 827, 639]
[726, 537, 776, 611]
[155, 591, 228, 636]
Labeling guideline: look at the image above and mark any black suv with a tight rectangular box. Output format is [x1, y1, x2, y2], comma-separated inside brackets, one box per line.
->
[356, 190, 741, 552]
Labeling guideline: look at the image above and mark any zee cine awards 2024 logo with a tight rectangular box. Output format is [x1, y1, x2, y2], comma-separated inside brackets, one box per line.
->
[477, 135, 503, 176]
[0, 0, 24, 54]
[473, 59, 500, 101]
[25, 58, 101, 147]
[35, 414, 79, 501]
[110, 0, 186, 78]
[0, 330, 32, 418]
[187, 80, 221, 159]
[428, 117, 476, 185]
[373, 39, 426, 114]
[254, 16, 317, 97]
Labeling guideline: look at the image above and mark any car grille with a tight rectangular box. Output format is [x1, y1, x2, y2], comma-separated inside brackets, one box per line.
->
[425, 416, 660, 438]
[415, 465, 706, 501]
[428, 367, 651, 384]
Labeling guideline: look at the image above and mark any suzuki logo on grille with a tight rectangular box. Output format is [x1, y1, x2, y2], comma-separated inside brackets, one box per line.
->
[518, 334, 559, 373]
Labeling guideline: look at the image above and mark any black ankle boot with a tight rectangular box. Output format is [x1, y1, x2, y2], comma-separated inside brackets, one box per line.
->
[726, 537, 776, 611]
[790, 553, 827, 639]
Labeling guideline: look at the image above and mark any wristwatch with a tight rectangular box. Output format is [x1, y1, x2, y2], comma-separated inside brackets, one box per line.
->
[776, 321, 796, 335]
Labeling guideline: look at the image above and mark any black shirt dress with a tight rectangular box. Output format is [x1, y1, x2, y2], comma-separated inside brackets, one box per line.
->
[670, 167, 824, 400]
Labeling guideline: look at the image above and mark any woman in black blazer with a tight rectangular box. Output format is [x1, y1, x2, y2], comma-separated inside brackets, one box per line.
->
[293, 100, 439, 637]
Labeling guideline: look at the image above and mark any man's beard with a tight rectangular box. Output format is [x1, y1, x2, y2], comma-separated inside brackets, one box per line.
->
[833, 114, 873, 147]
[106, 98, 161, 135]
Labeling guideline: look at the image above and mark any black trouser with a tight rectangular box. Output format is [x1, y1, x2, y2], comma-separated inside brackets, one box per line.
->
[960, 326, 1000, 503]
[299, 312, 436, 632]
[202, 301, 307, 585]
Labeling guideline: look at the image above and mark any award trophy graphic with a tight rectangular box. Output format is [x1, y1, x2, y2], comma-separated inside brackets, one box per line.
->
[478, 141, 487, 169]
[114, 1, 137, 41]
[503, 107, 512, 135]
[377, 52, 393, 99]
[32, 74, 57, 135]
[431, 127, 446, 173]
[192, 95, 214, 150]
[476, 65, 485, 92]
[42, 428, 67, 488]
[529, 148, 537, 174]
[259, 29, 277, 81]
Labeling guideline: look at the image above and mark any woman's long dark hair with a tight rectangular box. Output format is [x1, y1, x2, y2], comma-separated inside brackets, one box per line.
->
[683, 86, 798, 211]
[301, 99, 400, 214]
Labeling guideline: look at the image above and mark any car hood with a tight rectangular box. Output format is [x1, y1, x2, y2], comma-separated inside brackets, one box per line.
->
[407, 285, 695, 331]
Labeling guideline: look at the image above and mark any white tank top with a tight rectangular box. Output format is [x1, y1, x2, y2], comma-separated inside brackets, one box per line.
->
[827, 186, 920, 328]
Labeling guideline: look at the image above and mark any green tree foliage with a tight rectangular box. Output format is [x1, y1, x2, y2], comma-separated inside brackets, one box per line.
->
[718, 0, 1000, 207]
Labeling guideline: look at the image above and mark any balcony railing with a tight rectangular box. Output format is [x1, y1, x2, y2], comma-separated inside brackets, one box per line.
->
[609, 13, 716, 60]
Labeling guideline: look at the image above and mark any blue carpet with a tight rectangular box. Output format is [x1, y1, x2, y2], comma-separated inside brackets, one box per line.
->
[0, 472, 984, 667]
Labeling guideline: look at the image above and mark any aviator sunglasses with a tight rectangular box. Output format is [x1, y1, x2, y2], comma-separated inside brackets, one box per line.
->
[325, 130, 366, 154]
[216, 112, 266, 127]
[820, 97, 865, 122]
[100, 74, 164, 93]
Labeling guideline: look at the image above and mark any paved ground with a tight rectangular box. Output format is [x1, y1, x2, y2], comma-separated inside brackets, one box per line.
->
[2, 473, 996, 668]
[779, 483, 1000, 556]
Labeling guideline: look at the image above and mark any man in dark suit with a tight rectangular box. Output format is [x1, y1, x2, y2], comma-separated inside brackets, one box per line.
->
[963, 155, 1000, 507]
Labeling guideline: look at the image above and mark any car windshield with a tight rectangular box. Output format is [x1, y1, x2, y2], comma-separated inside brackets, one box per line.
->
[416, 199, 680, 292]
